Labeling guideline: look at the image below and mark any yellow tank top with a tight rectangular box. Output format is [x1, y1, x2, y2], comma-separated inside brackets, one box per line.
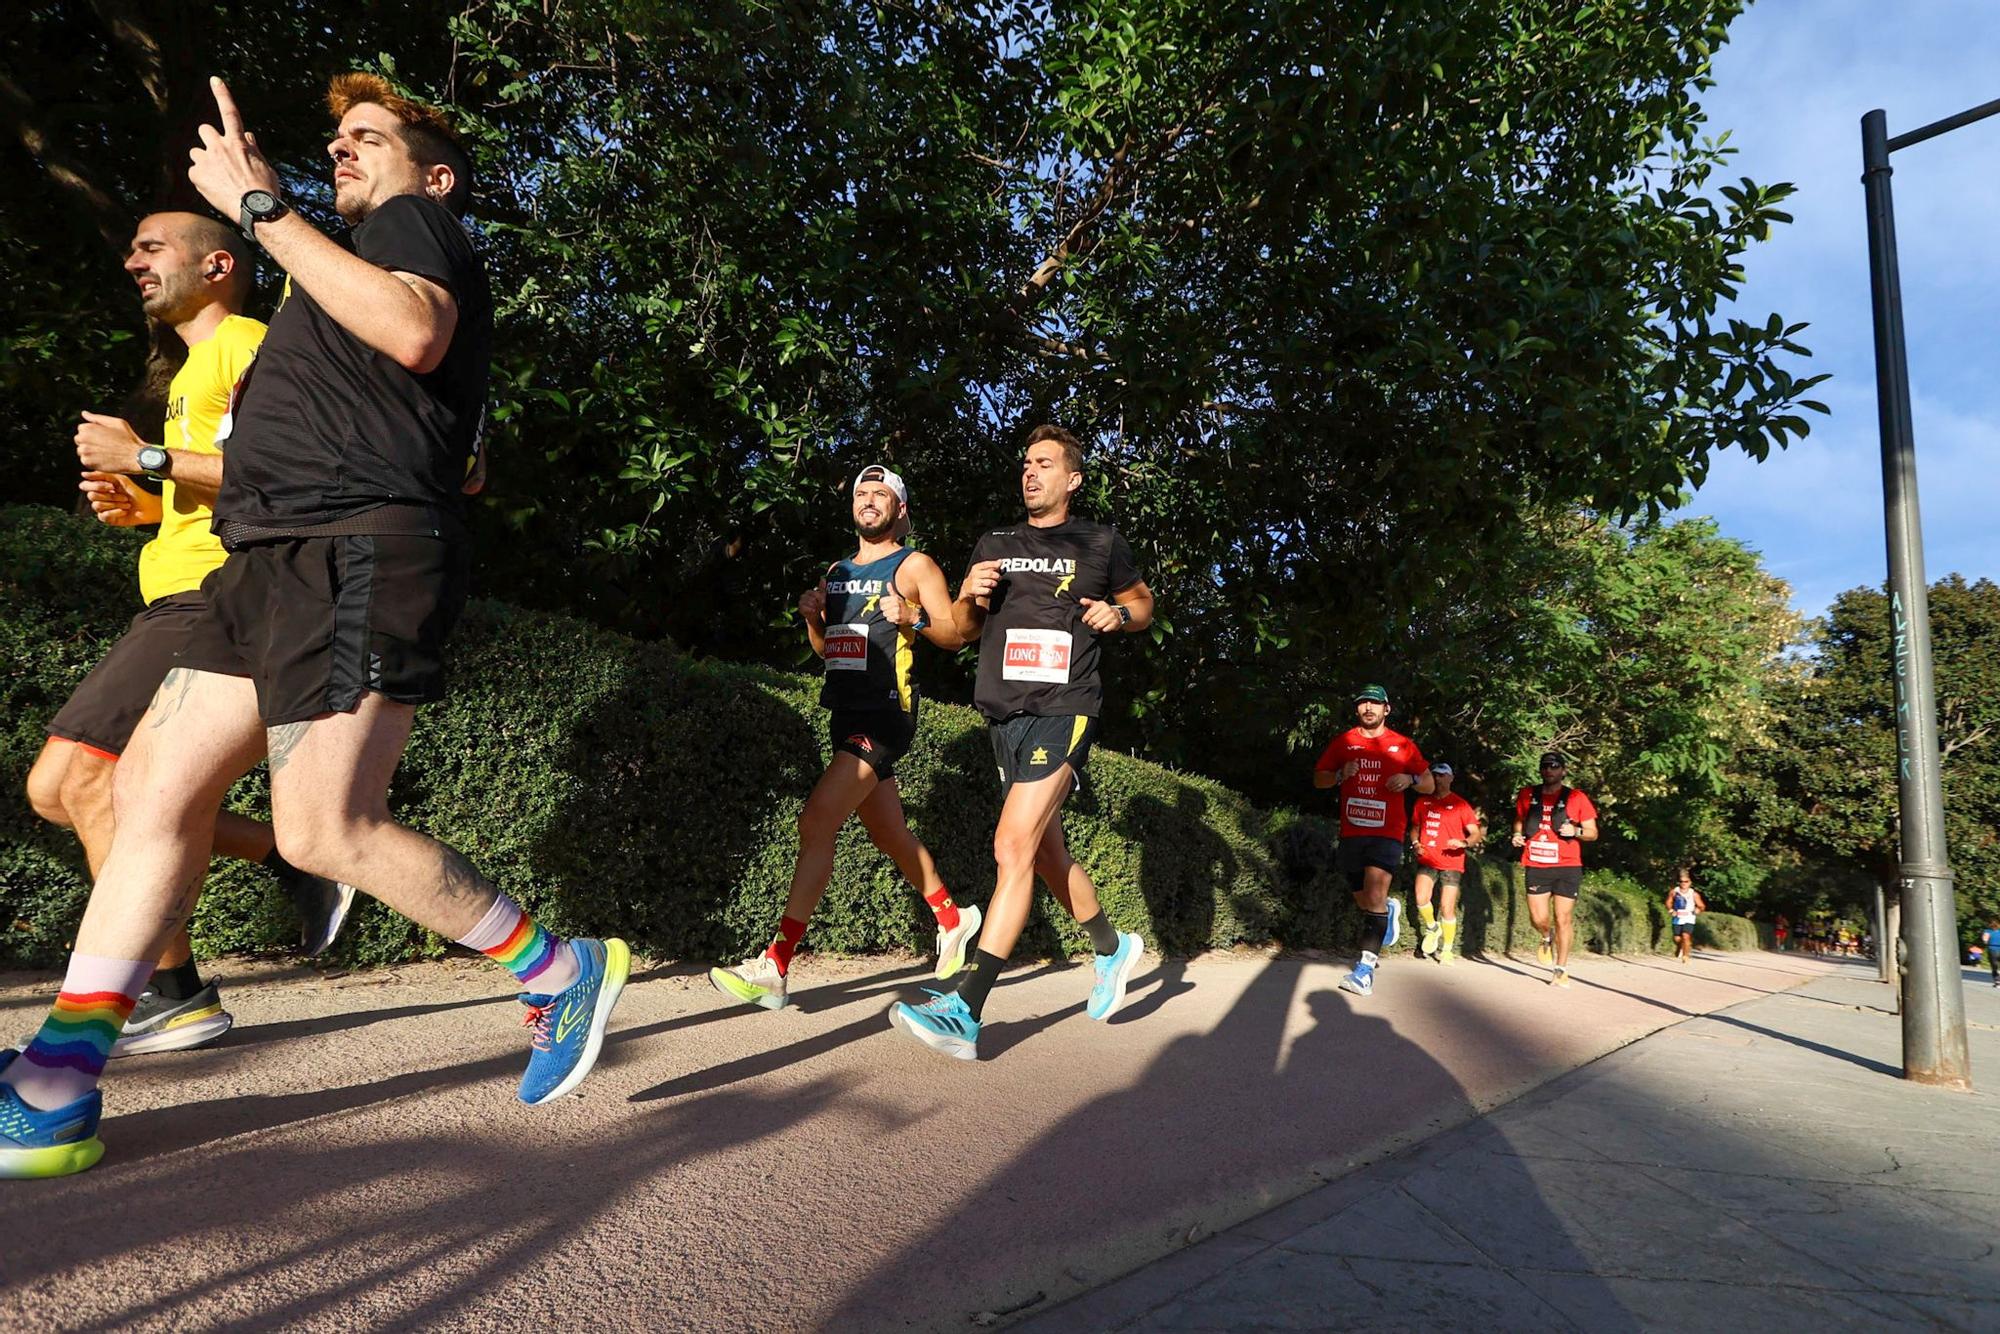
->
[137, 314, 266, 604]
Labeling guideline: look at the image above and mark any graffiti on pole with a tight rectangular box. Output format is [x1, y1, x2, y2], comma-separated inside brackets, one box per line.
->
[1892, 589, 1912, 780]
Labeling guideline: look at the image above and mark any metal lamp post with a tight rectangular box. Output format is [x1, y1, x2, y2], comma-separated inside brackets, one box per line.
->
[1859, 103, 1987, 1089]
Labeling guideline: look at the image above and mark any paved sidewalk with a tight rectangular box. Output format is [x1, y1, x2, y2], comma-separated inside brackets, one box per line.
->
[0, 947, 1845, 1330]
[1028, 957, 2000, 1332]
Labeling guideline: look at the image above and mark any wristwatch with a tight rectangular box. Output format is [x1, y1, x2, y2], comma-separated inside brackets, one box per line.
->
[238, 189, 289, 241]
[137, 445, 171, 476]
[1115, 603, 1133, 626]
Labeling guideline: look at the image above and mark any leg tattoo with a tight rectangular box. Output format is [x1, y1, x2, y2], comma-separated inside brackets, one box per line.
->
[265, 721, 312, 774]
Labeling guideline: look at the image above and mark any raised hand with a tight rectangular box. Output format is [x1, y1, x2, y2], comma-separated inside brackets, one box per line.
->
[877, 590, 912, 627]
[187, 76, 283, 220]
[958, 559, 1002, 603]
[798, 583, 827, 624]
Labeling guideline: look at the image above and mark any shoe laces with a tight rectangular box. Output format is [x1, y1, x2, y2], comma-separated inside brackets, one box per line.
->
[521, 999, 554, 1052]
[914, 988, 958, 1015]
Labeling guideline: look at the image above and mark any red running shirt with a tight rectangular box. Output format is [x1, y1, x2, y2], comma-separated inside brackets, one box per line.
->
[1514, 785, 1599, 868]
[1315, 727, 1429, 840]
[1412, 793, 1479, 872]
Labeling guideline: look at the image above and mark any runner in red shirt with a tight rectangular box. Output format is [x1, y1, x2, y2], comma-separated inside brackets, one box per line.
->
[1409, 762, 1481, 967]
[1510, 751, 1599, 987]
[1313, 685, 1433, 996]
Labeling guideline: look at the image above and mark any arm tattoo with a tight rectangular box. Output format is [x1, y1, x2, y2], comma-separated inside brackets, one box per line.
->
[267, 721, 312, 773]
[437, 845, 497, 905]
[149, 668, 197, 729]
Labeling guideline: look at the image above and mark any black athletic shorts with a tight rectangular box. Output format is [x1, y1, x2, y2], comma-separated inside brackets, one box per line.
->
[177, 535, 470, 725]
[1673, 920, 1695, 938]
[1337, 836, 1403, 891]
[830, 706, 918, 780]
[991, 713, 1097, 795]
[1417, 864, 1463, 888]
[47, 591, 208, 758]
[1525, 865, 1584, 899]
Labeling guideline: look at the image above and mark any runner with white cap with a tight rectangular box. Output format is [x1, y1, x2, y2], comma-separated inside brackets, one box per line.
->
[710, 465, 979, 1010]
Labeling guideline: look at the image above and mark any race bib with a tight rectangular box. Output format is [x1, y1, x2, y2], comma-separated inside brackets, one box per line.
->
[1527, 838, 1560, 866]
[823, 623, 869, 670]
[1002, 628, 1072, 683]
[1345, 797, 1387, 829]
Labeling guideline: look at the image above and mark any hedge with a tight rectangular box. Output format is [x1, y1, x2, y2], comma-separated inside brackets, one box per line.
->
[1, 504, 1763, 970]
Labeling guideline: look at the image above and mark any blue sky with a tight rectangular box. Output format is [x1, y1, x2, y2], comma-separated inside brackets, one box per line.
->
[1679, 0, 2000, 622]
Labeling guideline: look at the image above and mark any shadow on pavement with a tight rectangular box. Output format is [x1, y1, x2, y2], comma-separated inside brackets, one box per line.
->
[825, 957, 1626, 1330]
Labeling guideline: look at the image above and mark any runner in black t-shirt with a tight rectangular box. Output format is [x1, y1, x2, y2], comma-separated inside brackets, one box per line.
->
[889, 425, 1155, 1061]
[0, 75, 625, 1180]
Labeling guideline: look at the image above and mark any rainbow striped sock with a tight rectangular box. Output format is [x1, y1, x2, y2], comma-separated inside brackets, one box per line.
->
[457, 894, 578, 995]
[2, 954, 152, 1111]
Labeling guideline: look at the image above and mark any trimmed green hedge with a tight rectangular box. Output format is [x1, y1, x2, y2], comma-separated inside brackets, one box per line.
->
[0, 504, 1770, 970]
[1696, 911, 1765, 952]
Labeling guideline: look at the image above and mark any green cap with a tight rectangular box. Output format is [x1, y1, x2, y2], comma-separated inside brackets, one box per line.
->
[1354, 684, 1390, 704]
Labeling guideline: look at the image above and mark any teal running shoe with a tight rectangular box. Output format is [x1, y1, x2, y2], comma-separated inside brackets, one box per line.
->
[1339, 961, 1376, 996]
[0, 1050, 104, 1179]
[518, 938, 630, 1106]
[889, 989, 980, 1061]
[1087, 931, 1146, 1020]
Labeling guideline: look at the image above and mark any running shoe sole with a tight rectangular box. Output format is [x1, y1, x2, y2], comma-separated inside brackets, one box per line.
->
[1383, 896, 1402, 949]
[524, 938, 631, 1106]
[708, 966, 788, 1010]
[1338, 969, 1374, 996]
[934, 903, 984, 981]
[0, 1136, 104, 1180]
[302, 882, 359, 957]
[888, 1004, 978, 1061]
[110, 1009, 234, 1057]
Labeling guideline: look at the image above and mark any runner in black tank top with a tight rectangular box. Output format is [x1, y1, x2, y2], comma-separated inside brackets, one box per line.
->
[889, 425, 1158, 1062]
[710, 466, 981, 1012]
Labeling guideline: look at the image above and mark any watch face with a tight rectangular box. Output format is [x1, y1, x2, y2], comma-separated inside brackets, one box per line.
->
[244, 191, 277, 214]
[139, 447, 168, 470]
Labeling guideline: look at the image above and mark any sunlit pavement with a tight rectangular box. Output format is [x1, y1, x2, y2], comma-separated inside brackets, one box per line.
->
[1, 947, 1871, 1331]
[1032, 955, 2000, 1332]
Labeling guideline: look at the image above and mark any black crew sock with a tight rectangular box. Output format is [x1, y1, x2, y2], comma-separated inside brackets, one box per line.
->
[154, 958, 203, 1001]
[954, 949, 1006, 1020]
[1360, 910, 1390, 956]
[1078, 910, 1121, 956]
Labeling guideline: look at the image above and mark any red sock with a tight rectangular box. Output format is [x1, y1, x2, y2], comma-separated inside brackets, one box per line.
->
[765, 916, 808, 975]
[924, 885, 961, 931]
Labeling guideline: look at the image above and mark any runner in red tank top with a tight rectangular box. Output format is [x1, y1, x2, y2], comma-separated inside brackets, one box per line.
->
[1313, 685, 1432, 997]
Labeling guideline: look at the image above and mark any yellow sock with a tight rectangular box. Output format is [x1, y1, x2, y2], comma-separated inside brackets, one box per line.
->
[1441, 919, 1459, 947]
[1418, 902, 1437, 930]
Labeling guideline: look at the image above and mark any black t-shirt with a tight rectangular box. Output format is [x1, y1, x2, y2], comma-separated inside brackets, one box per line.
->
[968, 517, 1141, 720]
[216, 194, 493, 535]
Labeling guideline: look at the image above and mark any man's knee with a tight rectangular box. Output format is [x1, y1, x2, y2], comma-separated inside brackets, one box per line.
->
[798, 796, 847, 847]
[26, 746, 75, 827]
[994, 826, 1039, 872]
[56, 752, 115, 824]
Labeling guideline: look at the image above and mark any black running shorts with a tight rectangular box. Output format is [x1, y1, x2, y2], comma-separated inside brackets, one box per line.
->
[829, 707, 918, 780]
[47, 592, 208, 757]
[990, 713, 1097, 795]
[1525, 865, 1584, 899]
[1336, 835, 1403, 891]
[176, 535, 469, 725]
[1417, 865, 1464, 888]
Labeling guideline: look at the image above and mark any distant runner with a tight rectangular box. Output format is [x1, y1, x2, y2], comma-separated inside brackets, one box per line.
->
[1315, 685, 1433, 997]
[1666, 868, 1706, 965]
[889, 425, 1153, 1060]
[1510, 752, 1598, 988]
[1409, 761, 1480, 967]
[710, 466, 980, 1010]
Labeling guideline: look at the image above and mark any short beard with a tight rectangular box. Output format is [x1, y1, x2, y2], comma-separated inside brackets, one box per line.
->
[855, 512, 896, 541]
[141, 270, 202, 324]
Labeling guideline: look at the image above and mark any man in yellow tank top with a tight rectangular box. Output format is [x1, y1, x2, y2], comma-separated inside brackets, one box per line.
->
[25, 212, 354, 1056]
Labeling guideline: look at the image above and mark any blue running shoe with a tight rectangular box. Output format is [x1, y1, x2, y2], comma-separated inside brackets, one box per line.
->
[0, 1050, 104, 1179]
[518, 938, 630, 1106]
[1382, 896, 1403, 950]
[1087, 932, 1147, 1021]
[1339, 962, 1376, 997]
[889, 989, 980, 1061]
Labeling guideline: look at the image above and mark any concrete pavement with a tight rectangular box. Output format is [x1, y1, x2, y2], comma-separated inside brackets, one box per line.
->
[0, 947, 1870, 1330]
[1028, 957, 2000, 1332]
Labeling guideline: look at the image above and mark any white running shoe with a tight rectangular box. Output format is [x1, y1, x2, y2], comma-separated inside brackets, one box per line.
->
[934, 903, 984, 981]
[708, 954, 789, 1010]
